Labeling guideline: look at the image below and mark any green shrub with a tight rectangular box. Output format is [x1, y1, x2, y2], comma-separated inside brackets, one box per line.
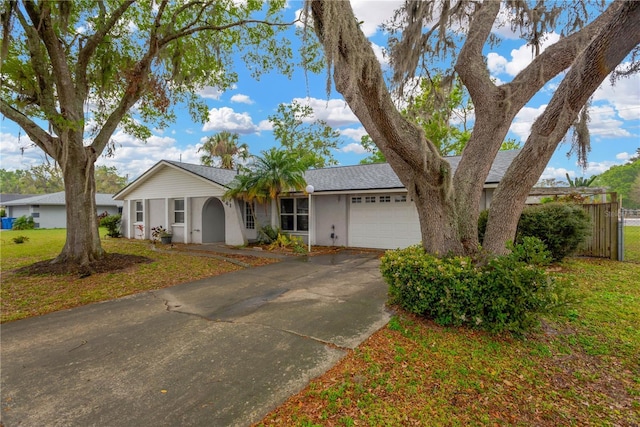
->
[100, 214, 122, 238]
[478, 203, 591, 261]
[381, 238, 562, 334]
[12, 215, 35, 230]
[12, 235, 29, 244]
[257, 225, 279, 244]
[516, 203, 591, 262]
[0, 208, 5, 217]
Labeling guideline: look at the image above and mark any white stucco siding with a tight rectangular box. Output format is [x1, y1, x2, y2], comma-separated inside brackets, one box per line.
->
[313, 194, 347, 247]
[124, 166, 226, 200]
[7, 206, 29, 219]
[35, 206, 66, 228]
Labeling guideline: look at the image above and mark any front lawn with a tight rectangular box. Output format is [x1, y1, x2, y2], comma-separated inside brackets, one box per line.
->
[625, 225, 640, 262]
[0, 229, 277, 323]
[257, 256, 640, 426]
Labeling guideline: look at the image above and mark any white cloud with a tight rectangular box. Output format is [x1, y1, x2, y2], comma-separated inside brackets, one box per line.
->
[340, 127, 367, 142]
[583, 160, 621, 175]
[371, 42, 388, 67]
[230, 94, 254, 104]
[202, 107, 260, 134]
[292, 97, 360, 127]
[588, 105, 632, 138]
[0, 132, 43, 170]
[350, 0, 403, 37]
[487, 32, 561, 77]
[487, 52, 508, 75]
[510, 104, 547, 141]
[257, 120, 273, 131]
[616, 152, 630, 160]
[340, 142, 368, 154]
[593, 66, 640, 121]
[540, 166, 573, 181]
[197, 86, 225, 100]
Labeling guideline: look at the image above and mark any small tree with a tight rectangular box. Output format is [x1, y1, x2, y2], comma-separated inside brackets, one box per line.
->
[198, 131, 250, 169]
[268, 101, 342, 169]
[1, 1, 295, 267]
[224, 148, 307, 222]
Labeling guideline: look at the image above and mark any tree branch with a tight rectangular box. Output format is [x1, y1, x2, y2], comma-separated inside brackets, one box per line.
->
[76, 1, 135, 102]
[0, 99, 58, 158]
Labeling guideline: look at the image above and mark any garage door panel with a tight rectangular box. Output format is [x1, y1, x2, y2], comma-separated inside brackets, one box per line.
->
[349, 195, 421, 249]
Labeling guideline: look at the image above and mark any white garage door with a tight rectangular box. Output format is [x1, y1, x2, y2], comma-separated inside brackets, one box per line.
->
[348, 194, 421, 249]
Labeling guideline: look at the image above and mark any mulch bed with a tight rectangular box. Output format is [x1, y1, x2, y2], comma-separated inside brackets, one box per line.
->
[13, 253, 153, 277]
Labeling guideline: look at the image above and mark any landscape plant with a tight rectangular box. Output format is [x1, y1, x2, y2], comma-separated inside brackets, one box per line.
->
[381, 238, 563, 334]
[99, 214, 122, 238]
[307, 0, 639, 257]
[0, 1, 295, 267]
[516, 203, 592, 262]
[11, 215, 35, 230]
[478, 203, 592, 262]
[12, 235, 29, 244]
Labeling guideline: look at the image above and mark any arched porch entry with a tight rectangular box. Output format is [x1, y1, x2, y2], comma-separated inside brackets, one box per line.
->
[202, 197, 225, 243]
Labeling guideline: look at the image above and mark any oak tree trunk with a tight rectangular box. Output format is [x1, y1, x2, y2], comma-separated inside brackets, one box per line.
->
[483, 0, 640, 254]
[54, 141, 104, 265]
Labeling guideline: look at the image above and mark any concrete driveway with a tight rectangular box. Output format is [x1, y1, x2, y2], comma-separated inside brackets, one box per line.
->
[1, 251, 390, 427]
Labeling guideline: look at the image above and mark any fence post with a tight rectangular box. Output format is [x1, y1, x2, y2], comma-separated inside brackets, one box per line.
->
[618, 208, 625, 262]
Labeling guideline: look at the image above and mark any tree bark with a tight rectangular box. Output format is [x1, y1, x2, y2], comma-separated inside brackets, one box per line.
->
[309, 0, 464, 255]
[483, 0, 640, 254]
[56, 142, 104, 265]
[452, 1, 625, 253]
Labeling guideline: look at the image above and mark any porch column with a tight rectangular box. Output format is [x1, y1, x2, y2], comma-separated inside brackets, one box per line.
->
[164, 198, 170, 230]
[184, 196, 189, 244]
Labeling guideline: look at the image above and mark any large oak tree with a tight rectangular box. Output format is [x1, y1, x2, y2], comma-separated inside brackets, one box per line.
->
[1, 0, 294, 266]
[308, 0, 640, 256]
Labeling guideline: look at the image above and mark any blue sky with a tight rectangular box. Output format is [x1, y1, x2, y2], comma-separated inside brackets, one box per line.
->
[0, 1, 638, 184]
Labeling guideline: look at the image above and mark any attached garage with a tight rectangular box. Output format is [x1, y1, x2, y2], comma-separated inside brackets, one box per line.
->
[348, 193, 421, 249]
[116, 150, 520, 251]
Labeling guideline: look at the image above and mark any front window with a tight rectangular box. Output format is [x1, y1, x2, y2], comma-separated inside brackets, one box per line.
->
[280, 198, 309, 232]
[135, 201, 143, 222]
[174, 199, 185, 224]
[244, 201, 255, 230]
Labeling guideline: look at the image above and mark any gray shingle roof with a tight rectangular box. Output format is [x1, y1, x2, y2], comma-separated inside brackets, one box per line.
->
[119, 150, 520, 197]
[2, 191, 122, 206]
[164, 161, 240, 186]
[304, 149, 520, 192]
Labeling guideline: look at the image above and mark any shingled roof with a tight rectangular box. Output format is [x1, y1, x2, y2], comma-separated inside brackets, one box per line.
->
[117, 150, 520, 196]
[304, 149, 520, 192]
[2, 191, 122, 206]
[164, 160, 239, 186]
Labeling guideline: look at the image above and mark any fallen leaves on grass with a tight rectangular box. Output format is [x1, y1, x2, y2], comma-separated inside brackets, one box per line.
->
[1, 239, 280, 323]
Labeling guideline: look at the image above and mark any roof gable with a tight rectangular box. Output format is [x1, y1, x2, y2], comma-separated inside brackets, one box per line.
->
[114, 160, 238, 200]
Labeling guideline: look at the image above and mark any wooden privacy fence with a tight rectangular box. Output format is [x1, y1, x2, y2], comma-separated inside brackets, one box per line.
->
[578, 201, 619, 260]
[528, 188, 620, 260]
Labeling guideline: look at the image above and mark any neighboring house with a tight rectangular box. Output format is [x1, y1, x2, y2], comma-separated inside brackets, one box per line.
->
[114, 150, 520, 250]
[2, 192, 123, 229]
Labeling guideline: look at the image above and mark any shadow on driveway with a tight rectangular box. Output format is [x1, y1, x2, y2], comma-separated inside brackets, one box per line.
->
[1, 251, 391, 427]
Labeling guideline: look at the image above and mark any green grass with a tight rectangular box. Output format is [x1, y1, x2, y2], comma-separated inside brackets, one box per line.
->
[1, 229, 275, 323]
[1, 228, 68, 269]
[259, 256, 640, 426]
[625, 226, 640, 262]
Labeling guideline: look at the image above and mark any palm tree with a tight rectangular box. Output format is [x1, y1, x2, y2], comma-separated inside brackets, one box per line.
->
[566, 173, 598, 187]
[198, 131, 249, 169]
[224, 148, 307, 220]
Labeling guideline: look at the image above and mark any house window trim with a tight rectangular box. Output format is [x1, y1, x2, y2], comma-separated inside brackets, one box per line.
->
[174, 199, 185, 224]
[244, 201, 255, 230]
[280, 197, 309, 232]
[135, 200, 144, 222]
